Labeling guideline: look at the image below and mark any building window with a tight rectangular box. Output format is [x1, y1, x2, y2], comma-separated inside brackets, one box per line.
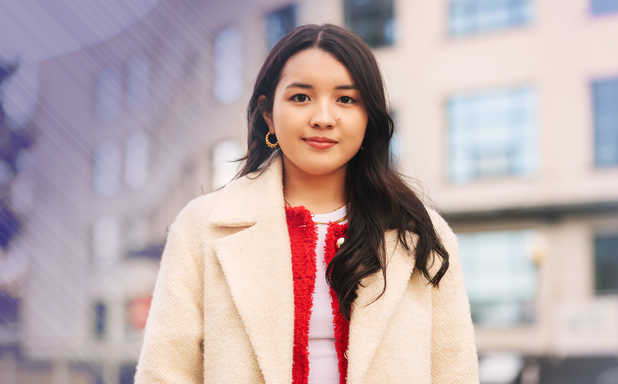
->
[93, 141, 122, 196]
[94, 68, 122, 120]
[447, 86, 537, 183]
[592, 76, 618, 167]
[591, 0, 618, 15]
[448, 0, 533, 37]
[595, 232, 618, 294]
[344, 0, 395, 48]
[212, 139, 243, 190]
[214, 26, 244, 104]
[124, 130, 149, 189]
[118, 362, 137, 384]
[93, 300, 106, 339]
[266, 4, 297, 50]
[92, 216, 120, 267]
[127, 54, 150, 109]
[458, 230, 538, 327]
[125, 216, 148, 255]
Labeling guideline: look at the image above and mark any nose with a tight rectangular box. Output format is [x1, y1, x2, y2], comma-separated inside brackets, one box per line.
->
[310, 99, 336, 129]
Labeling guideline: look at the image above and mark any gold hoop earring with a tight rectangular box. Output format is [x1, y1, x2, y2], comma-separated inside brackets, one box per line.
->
[265, 131, 279, 149]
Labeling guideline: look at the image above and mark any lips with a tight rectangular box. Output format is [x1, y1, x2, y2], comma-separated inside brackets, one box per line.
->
[303, 136, 337, 143]
[303, 137, 337, 149]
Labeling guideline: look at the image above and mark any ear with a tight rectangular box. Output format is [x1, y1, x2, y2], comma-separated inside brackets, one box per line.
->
[258, 95, 274, 132]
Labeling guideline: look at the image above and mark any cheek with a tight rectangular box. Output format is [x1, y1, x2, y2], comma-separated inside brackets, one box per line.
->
[273, 104, 302, 136]
[344, 114, 368, 148]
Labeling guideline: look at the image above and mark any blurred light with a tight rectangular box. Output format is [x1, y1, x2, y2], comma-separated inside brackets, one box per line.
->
[479, 353, 524, 383]
[212, 139, 243, 190]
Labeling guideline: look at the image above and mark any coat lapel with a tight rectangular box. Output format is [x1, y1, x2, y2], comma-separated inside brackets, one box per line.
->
[210, 155, 294, 384]
[208, 154, 419, 384]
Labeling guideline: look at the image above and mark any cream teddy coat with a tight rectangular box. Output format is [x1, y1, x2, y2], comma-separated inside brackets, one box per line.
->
[134, 154, 479, 383]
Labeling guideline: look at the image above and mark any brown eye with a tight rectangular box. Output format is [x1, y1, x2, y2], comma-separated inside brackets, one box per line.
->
[339, 96, 356, 104]
[290, 94, 309, 102]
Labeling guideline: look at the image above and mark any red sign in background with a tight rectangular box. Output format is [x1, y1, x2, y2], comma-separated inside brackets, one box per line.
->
[128, 295, 152, 331]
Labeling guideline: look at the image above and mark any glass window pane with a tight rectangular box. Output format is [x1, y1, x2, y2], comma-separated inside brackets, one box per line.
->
[93, 141, 121, 196]
[124, 130, 149, 189]
[266, 4, 297, 50]
[592, 77, 618, 167]
[448, 0, 532, 37]
[595, 233, 618, 294]
[591, 0, 618, 15]
[92, 216, 120, 267]
[458, 229, 538, 327]
[93, 301, 106, 339]
[125, 216, 148, 254]
[447, 86, 536, 183]
[344, 0, 395, 47]
[214, 26, 244, 104]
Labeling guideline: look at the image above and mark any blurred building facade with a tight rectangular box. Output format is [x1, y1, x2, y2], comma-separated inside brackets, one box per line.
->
[1, 0, 617, 383]
[1, 1, 225, 382]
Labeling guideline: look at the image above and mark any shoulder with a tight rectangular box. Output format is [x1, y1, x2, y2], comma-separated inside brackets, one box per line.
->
[424, 205, 457, 247]
[422, 205, 461, 277]
[168, 189, 223, 239]
[170, 171, 261, 233]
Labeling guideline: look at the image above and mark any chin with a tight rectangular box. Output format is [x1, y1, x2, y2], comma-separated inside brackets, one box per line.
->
[297, 161, 346, 177]
[283, 153, 348, 177]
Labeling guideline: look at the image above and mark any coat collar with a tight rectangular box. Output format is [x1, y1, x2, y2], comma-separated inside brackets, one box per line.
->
[209, 154, 418, 384]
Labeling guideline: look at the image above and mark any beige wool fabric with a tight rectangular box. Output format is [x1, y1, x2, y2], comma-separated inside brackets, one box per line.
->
[134, 155, 480, 383]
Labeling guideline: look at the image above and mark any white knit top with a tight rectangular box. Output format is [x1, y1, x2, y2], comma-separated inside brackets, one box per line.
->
[308, 205, 347, 384]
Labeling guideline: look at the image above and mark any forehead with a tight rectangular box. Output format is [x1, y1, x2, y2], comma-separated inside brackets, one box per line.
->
[278, 48, 355, 88]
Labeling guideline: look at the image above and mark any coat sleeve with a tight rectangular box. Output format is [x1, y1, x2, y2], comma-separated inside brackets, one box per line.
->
[134, 216, 204, 383]
[429, 210, 480, 383]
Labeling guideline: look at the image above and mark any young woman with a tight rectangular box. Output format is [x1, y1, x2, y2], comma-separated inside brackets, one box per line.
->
[135, 24, 478, 383]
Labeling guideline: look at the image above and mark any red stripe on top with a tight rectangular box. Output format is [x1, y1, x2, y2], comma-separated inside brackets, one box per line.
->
[286, 206, 317, 384]
[285, 205, 349, 384]
[325, 222, 350, 384]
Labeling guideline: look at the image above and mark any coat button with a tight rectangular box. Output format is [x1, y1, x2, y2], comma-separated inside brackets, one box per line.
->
[344, 350, 349, 359]
[336, 237, 345, 249]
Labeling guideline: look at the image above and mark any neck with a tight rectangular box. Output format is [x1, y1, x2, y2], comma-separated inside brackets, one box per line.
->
[282, 156, 347, 214]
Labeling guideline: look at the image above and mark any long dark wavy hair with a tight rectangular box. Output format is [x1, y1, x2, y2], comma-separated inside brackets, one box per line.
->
[236, 23, 449, 320]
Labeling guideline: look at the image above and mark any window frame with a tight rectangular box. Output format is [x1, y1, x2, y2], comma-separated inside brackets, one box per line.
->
[594, 231, 618, 295]
[447, 0, 534, 38]
[343, 0, 396, 48]
[445, 86, 537, 183]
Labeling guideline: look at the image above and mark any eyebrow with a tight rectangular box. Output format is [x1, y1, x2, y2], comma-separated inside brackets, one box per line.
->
[284, 82, 357, 90]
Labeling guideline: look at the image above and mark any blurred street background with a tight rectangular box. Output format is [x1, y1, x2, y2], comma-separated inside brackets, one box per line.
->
[1, 0, 618, 383]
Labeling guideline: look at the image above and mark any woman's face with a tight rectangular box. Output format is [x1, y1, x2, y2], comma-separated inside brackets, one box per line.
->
[262, 48, 368, 177]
